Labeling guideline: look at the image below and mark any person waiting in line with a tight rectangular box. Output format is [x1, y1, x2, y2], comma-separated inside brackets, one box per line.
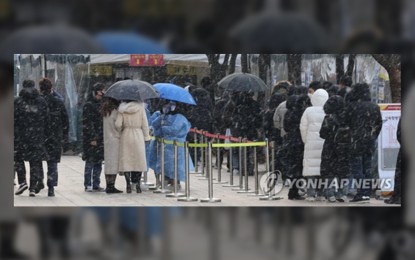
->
[14, 79, 49, 197]
[152, 100, 193, 190]
[101, 97, 123, 194]
[38, 77, 69, 197]
[82, 83, 106, 192]
[300, 89, 329, 202]
[115, 100, 151, 193]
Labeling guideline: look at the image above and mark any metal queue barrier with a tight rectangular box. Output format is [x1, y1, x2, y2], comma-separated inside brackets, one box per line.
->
[153, 138, 173, 194]
[151, 129, 282, 204]
[166, 140, 186, 198]
[259, 139, 282, 201]
[200, 141, 221, 203]
[213, 134, 228, 184]
[190, 128, 202, 174]
[178, 141, 199, 202]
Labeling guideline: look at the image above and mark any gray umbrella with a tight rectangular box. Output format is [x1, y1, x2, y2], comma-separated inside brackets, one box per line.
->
[105, 80, 159, 101]
[218, 72, 267, 92]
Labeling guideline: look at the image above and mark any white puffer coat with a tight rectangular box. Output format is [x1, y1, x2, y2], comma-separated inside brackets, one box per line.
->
[300, 89, 329, 177]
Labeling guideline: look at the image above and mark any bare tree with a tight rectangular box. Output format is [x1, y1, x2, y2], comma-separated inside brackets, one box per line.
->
[206, 54, 231, 98]
[287, 54, 302, 85]
[372, 54, 401, 102]
[336, 54, 345, 83]
[241, 54, 249, 73]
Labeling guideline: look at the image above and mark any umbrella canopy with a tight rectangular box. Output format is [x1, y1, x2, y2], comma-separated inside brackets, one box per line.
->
[154, 83, 197, 105]
[218, 72, 267, 92]
[105, 80, 159, 101]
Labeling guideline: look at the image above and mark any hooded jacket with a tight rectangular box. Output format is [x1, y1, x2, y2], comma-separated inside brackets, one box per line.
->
[115, 101, 150, 172]
[344, 83, 382, 154]
[14, 87, 49, 161]
[300, 89, 329, 177]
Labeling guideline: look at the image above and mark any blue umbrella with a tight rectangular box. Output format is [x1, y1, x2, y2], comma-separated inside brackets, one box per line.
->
[154, 83, 197, 105]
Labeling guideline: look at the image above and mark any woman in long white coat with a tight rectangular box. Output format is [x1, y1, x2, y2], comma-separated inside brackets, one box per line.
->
[115, 100, 150, 193]
[300, 89, 329, 201]
[102, 97, 123, 194]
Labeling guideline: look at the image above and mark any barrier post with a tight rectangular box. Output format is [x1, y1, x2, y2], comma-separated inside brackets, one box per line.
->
[259, 139, 282, 201]
[223, 140, 238, 187]
[166, 140, 186, 198]
[271, 141, 275, 174]
[232, 137, 245, 191]
[148, 139, 159, 191]
[214, 134, 228, 184]
[200, 141, 221, 203]
[153, 138, 172, 194]
[191, 128, 201, 174]
[142, 170, 155, 188]
[238, 139, 254, 194]
[199, 132, 207, 178]
[248, 146, 263, 196]
[178, 142, 198, 202]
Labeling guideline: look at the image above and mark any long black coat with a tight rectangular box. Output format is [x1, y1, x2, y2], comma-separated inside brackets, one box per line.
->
[43, 94, 69, 162]
[222, 93, 262, 140]
[187, 87, 214, 133]
[82, 97, 104, 162]
[344, 84, 383, 155]
[213, 96, 229, 134]
[320, 96, 350, 178]
[14, 88, 49, 161]
[282, 95, 310, 178]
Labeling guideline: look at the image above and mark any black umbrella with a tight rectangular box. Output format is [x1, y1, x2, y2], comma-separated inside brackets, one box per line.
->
[218, 72, 267, 92]
[105, 80, 159, 101]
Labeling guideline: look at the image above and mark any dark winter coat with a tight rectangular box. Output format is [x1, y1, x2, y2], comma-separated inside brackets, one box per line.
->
[282, 95, 310, 178]
[223, 93, 262, 140]
[187, 87, 214, 133]
[82, 97, 104, 162]
[344, 84, 383, 155]
[14, 88, 49, 161]
[42, 94, 69, 162]
[320, 95, 350, 178]
[263, 93, 286, 144]
[213, 96, 229, 134]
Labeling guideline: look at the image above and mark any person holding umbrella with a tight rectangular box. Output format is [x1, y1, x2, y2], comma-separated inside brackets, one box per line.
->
[152, 100, 191, 189]
[115, 100, 151, 193]
[152, 83, 196, 190]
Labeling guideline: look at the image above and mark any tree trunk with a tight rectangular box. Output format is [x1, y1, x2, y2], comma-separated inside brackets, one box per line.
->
[258, 54, 271, 107]
[228, 54, 237, 74]
[372, 54, 401, 102]
[207, 54, 231, 98]
[287, 54, 302, 85]
[346, 54, 356, 78]
[336, 54, 344, 83]
[241, 54, 249, 73]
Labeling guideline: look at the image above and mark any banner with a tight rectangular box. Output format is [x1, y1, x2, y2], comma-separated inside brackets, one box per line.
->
[130, 54, 146, 66]
[148, 54, 164, 66]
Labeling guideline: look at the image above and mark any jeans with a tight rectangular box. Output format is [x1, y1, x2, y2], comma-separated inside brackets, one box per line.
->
[46, 161, 58, 187]
[350, 152, 373, 197]
[84, 162, 102, 189]
[231, 147, 254, 175]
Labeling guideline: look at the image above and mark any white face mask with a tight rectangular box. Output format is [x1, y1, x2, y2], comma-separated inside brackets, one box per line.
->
[346, 87, 352, 93]
[162, 105, 170, 114]
[308, 93, 313, 98]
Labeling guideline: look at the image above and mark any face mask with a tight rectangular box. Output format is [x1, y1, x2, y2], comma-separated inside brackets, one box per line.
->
[162, 105, 170, 114]
[170, 104, 176, 111]
[346, 87, 352, 93]
[308, 93, 313, 98]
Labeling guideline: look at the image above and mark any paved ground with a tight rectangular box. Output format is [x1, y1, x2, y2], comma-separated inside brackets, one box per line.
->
[14, 156, 399, 207]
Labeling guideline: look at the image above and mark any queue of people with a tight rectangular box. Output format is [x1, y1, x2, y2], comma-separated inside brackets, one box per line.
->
[15, 76, 399, 204]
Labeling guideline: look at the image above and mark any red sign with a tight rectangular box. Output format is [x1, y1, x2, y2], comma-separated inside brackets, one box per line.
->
[130, 54, 146, 66]
[148, 54, 164, 66]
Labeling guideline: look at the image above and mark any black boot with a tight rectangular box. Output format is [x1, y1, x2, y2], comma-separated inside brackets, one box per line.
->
[48, 186, 55, 197]
[155, 173, 161, 187]
[125, 172, 132, 193]
[106, 175, 123, 194]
